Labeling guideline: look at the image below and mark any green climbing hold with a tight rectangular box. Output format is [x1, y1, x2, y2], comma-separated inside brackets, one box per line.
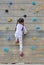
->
[20, 8, 25, 11]
[5, 26, 9, 30]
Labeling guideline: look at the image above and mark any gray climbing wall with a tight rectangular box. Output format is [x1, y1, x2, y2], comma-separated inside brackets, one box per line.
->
[0, 0, 44, 64]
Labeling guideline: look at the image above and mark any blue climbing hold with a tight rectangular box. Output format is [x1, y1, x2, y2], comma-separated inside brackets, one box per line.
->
[4, 48, 9, 52]
[9, 2, 13, 5]
[36, 25, 40, 30]
[31, 46, 36, 51]
[32, 2, 36, 5]
[32, 17, 37, 21]
[6, 36, 11, 41]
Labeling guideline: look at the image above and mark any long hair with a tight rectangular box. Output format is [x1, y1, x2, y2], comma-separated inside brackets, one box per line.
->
[15, 20, 19, 31]
[15, 18, 24, 31]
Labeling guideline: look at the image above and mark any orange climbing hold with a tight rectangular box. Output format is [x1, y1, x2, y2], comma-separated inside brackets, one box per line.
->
[35, 9, 39, 13]
[41, 0, 44, 2]
[41, 5, 44, 9]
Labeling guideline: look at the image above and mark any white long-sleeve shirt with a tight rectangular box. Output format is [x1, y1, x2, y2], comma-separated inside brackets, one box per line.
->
[15, 23, 23, 37]
[15, 23, 27, 37]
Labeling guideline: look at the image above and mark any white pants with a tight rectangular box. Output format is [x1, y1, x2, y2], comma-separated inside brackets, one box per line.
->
[15, 34, 23, 51]
[15, 26, 27, 51]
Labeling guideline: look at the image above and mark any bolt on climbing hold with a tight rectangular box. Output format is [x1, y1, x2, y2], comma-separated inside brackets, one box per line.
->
[5, 26, 9, 30]
[35, 9, 39, 13]
[4, 48, 9, 52]
[20, 8, 25, 11]
[32, 2, 36, 5]
[9, 2, 13, 5]
[33, 36, 37, 40]
[8, 18, 12, 22]
[41, 5, 44, 9]
[32, 17, 37, 21]
[5, 9, 9, 13]
[23, 14, 27, 18]
[41, 0, 44, 2]
[31, 46, 36, 51]
[36, 25, 40, 30]
[6, 36, 11, 41]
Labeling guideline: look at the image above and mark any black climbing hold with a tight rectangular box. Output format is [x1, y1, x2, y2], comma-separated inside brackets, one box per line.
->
[5, 9, 9, 13]
[23, 14, 27, 18]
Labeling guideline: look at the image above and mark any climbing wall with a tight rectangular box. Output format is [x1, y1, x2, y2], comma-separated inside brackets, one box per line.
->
[0, 0, 44, 64]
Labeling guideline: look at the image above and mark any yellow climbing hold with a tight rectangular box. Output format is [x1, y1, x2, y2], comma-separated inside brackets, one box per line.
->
[33, 36, 37, 40]
[8, 18, 12, 22]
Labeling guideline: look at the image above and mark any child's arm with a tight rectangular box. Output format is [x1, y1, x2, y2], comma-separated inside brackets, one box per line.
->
[23, 26, 27, 35]
[15, 21, 18, 31]
[15, 27, 16, 31]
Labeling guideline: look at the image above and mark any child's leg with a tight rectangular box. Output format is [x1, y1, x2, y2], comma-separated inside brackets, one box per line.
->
[15, 37, 19, 43]
[19, 36, 24, 57]
[15, 33, 19, 43]
[19, 36, 23, 51]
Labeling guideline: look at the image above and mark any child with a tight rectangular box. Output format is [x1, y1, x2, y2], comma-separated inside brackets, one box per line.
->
[15, 18, 27, 57]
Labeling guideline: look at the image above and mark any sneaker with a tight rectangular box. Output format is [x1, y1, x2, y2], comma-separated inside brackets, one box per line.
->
[16, 39, 19, 46]
[16, 40, 19, 43]
[19, 51, 24, 57]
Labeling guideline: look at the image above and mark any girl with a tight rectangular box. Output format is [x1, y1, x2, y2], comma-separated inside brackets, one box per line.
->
[15, 18, 27, 57]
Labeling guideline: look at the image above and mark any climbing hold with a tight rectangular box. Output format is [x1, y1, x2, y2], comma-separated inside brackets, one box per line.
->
[6, 36, 11, 41]
[9, 2, 13, 5]
[4, 48, 9, 52]
[23, 14, 27, 18]
[36, 25, 40, 30]
[20, 8, 25, 11]
[8, 18, 12, 22]
[35, 9, 39, 13]
[5, 9, 9, 13]
[31, 46, 36, 51]
[41, 5, 44, 9]
[33, 36, 37, 40]
[32, 17, 37, 21]
[32, 2, 36, 5]
[41, 0, 44, 2]
[5, 26, 9, 30]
